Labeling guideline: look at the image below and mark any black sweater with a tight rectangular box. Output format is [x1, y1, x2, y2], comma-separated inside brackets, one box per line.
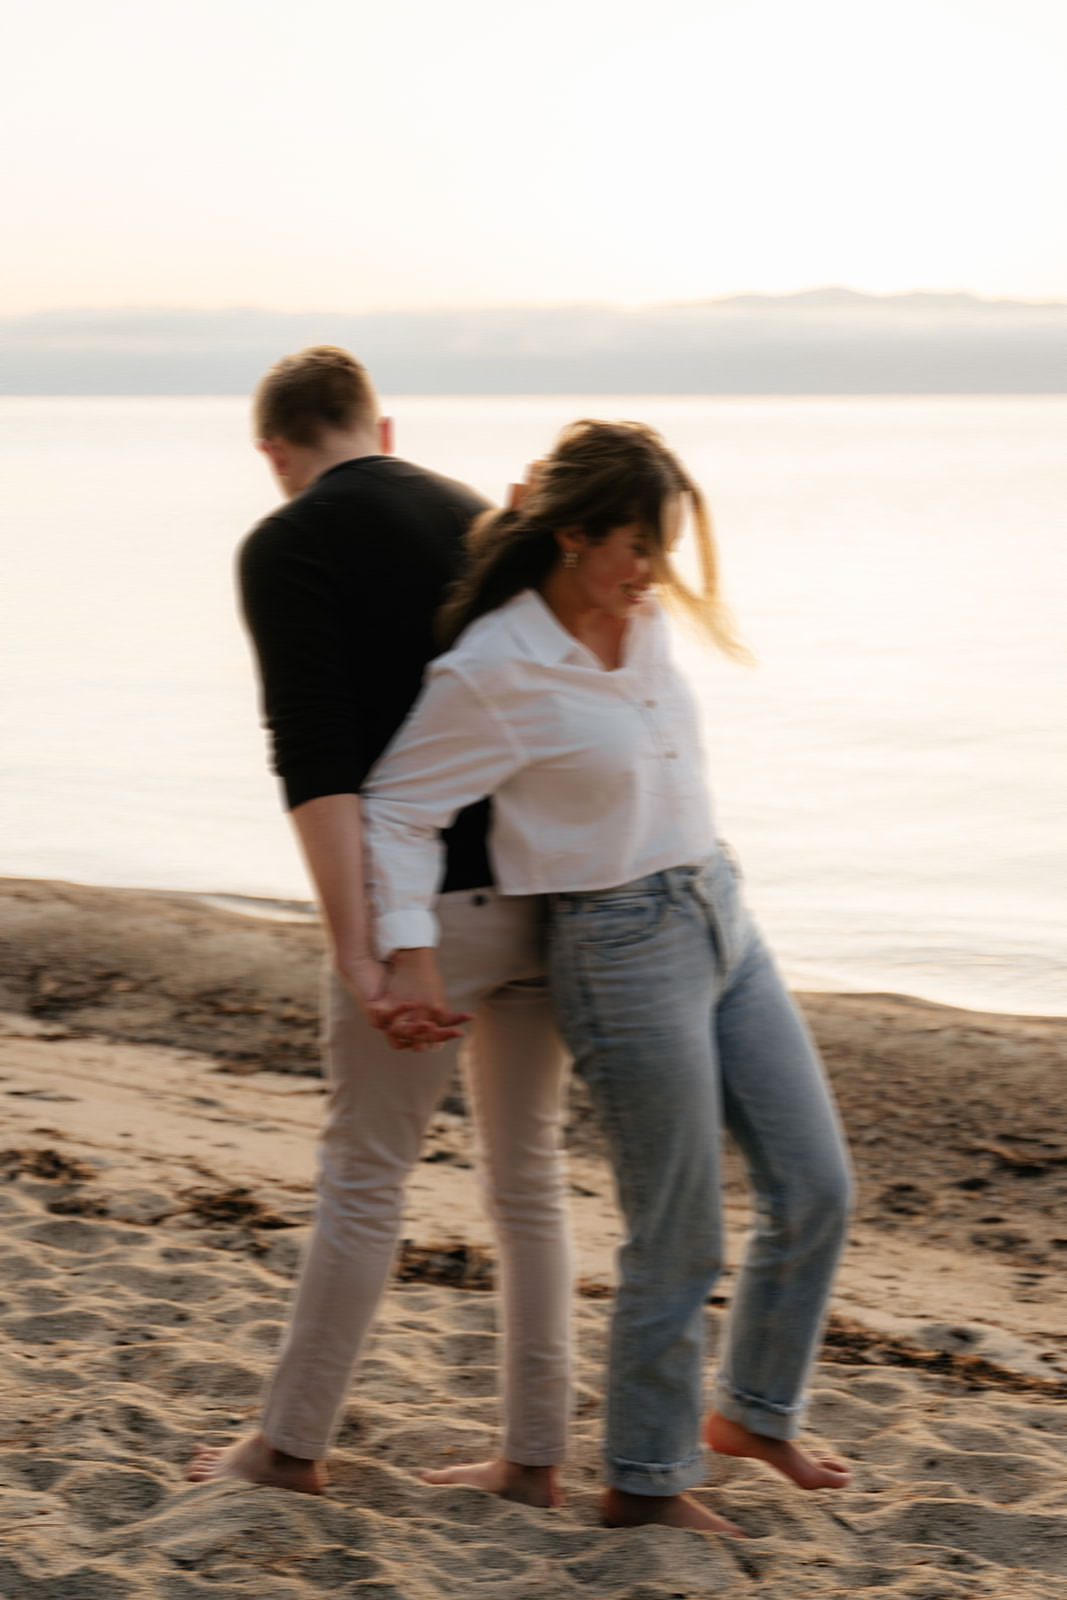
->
[239, 454, 493, 893]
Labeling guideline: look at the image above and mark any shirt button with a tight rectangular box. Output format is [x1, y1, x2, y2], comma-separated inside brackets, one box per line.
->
[665, 750, 678, 759]
[644, 698, 658, 708]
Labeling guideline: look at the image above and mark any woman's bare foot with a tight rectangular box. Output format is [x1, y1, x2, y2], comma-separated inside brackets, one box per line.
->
[186, 1432, 326, 1494]
[418, 1457, 561, 1508]
[704, 1412, 851, 1490]
[601, 1487, 745, 1536]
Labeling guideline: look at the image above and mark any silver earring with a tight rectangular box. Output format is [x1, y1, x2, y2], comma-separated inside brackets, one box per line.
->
[563, 551, 578, 569]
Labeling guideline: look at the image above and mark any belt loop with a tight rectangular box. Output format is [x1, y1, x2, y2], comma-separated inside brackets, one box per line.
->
[690, 860, 712, 914]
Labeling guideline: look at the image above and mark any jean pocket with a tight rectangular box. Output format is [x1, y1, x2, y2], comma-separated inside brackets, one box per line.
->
[572, 893, 666, 953]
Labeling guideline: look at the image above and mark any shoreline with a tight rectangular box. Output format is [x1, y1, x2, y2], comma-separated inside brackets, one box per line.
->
[3, 871, 1063, 1025]
[2, 871, 1065, 1279]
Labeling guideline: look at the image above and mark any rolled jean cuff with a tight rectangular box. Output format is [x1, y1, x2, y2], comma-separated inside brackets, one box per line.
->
[606, 1446, 705, 1498]
[712, 1377, 805, 1442]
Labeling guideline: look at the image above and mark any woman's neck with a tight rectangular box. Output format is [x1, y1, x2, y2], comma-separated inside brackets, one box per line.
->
[538, 578, 628, 671]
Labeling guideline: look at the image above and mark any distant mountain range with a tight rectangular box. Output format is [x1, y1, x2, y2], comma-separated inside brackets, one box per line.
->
[2, 289, 1065, 393]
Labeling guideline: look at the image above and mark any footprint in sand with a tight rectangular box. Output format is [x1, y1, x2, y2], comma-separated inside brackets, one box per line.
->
[19, 1217, 151, 1255]
[909, 1443, 1058, 1504]
[4, 1308, 115, 1345]
[438, 1331, 498, 1366]
[58, 1464, 168, 1531]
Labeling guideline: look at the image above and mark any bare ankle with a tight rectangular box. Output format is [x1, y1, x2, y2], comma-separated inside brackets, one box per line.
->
[503, 1460, 561, 1507]
[601, 1487, 744, 1537]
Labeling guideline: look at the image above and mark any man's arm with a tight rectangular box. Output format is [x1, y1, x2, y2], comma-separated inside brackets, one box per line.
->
[289, 793, 381, 1006]
[291, 792, 469, 1046]
[239, 519, 464, 1039]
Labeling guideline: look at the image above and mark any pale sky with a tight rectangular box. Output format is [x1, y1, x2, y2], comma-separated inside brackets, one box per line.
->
[3, 0, 1066, 314]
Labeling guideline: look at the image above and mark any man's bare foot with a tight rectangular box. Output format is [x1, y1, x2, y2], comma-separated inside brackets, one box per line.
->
[601, 1487, 745, 1536]
[418, 1457, 561, 1508]
[704, 1412, 851, 1490]
[186, 1432, 326, 1494]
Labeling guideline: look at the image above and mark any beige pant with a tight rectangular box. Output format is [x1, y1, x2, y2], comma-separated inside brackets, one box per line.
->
[261, 888, 573, 1463]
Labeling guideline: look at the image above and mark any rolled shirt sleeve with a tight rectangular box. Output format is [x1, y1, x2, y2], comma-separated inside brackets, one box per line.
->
[362, 662, 526, 957]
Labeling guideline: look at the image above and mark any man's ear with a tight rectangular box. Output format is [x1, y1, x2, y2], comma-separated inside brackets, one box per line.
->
[257, 436, 285, 470]
[378, 416, 394, 454]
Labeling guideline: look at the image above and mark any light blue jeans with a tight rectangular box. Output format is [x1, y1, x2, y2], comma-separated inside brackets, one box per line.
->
[548, 850, 853, 1497]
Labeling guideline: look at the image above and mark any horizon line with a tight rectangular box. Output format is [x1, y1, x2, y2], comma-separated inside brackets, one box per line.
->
[5, 285, 1067, 320]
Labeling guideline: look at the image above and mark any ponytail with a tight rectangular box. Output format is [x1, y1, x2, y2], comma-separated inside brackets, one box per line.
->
[437, 508, 559, 646]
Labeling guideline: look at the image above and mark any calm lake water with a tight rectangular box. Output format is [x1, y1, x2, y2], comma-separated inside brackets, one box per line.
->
[1, 395, 1064, 1016]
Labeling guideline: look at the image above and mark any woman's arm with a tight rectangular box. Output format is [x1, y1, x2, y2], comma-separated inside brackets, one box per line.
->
[362, 659, 525, 959]
[362, 658, 525, 1047]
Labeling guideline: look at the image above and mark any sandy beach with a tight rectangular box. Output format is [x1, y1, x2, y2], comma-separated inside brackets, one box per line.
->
[1, 876, 1065, 1598]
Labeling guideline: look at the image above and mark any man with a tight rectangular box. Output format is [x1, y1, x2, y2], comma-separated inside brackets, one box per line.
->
[187, 347, 570, 1506]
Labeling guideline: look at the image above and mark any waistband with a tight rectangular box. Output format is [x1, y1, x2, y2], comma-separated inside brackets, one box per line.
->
[548, 847, 735, 910]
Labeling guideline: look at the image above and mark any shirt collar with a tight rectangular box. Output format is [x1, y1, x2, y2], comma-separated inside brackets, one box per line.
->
[503, 591, 588, 665]
[504, 588, 661, 670]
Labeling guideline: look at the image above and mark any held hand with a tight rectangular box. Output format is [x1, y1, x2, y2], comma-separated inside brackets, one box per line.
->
[372, 949, 473, 1052]
[385, 1009, 470, 1052]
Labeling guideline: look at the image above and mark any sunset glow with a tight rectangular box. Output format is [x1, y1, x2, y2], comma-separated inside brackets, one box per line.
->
[3, 0, 1065, 312]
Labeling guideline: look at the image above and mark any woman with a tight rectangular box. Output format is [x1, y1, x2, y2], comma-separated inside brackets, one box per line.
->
[363, 420, 854, 1533]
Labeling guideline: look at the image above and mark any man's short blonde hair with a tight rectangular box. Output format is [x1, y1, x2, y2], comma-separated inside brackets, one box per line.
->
[254, 346, 379, 447]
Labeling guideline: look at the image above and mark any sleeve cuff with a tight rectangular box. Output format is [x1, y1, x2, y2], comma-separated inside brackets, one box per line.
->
[375, 908, 440, 961]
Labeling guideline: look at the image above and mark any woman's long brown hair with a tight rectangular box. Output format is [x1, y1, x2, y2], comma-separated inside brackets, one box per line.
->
[438, 419, 748, 659]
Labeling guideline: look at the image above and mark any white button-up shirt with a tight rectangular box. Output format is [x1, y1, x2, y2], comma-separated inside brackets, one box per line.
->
[363, 589, 716, 956]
